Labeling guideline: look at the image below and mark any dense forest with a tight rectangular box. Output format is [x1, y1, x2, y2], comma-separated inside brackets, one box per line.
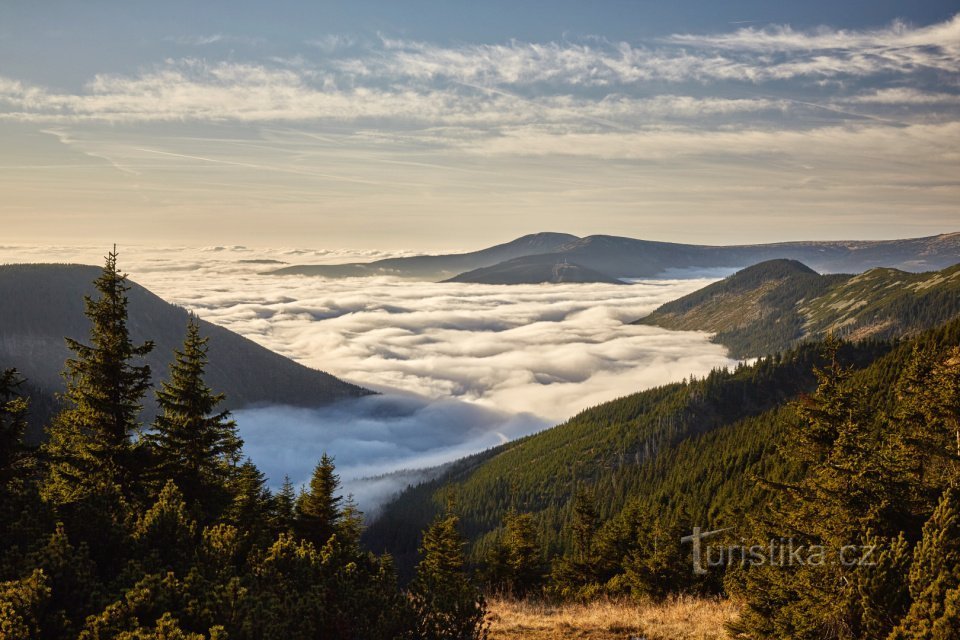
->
[0, 252, 487, 640]
[369, 313, 960, 637]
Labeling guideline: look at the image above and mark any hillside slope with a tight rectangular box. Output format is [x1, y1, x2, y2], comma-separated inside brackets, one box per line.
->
[636, 260, 960, 357]
[366, 317, 960, 582]
[0, 264, 370, 440]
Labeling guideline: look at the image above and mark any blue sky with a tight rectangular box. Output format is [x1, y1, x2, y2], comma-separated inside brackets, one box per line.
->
[1, 0, 958, 248]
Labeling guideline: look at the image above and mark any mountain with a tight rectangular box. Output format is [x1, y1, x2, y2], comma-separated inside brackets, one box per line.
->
[268, 232, 580, 279]
[365, 317, 960, 583]
[443, 255, 625, 285]
[271, 232, 960, 283]
[635, 259, 960, 358]
[0, 264, 370, 441]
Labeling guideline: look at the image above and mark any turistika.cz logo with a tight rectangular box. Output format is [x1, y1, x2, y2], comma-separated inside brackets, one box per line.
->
[680, 526, 878, 575]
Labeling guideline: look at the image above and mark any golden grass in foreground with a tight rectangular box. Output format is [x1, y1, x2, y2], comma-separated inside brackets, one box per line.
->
[487, 596, 738, 640]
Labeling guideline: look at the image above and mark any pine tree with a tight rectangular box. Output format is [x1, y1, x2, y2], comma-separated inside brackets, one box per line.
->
[271, 475, 297, 536]
[134, 480, 198, 575]
[500, 510, 542, 599]
[227, 460, 272, 551]
[295, 453, 343, 548]
[570, 487, 599, 563]
[0, 368, 29, 484]
[856, 532, 911, 638]
[409, 510, 487, 640]
[149, 319, 242, 520]
[890, 487, 960, 639]
[43, 248, 153, 504]
[892, 345, 960, 518]
[623, 513, 688, 602]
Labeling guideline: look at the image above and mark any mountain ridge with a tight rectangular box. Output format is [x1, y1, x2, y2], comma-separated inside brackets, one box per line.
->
[269, 232, 960, 282]
[269, 232, 580, 279]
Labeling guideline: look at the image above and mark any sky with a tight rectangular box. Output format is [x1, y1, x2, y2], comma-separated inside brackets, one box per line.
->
[1, 0, 959, 248]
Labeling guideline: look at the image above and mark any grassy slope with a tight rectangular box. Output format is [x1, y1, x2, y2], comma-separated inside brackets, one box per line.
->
[636, 260, 960, 358]
[487, 596, 737, 640]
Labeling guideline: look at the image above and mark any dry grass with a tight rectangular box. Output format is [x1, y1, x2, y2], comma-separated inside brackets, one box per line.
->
[486, 596, 738, 640]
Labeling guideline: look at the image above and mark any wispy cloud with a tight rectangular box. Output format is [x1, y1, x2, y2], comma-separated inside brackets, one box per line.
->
[1, 15, 957, 245]
[1, 16, 957, 128]
[163, 34, 265, 47]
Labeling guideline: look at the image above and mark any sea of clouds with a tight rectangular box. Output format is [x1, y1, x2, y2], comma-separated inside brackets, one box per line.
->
[0, 244, 738, 512]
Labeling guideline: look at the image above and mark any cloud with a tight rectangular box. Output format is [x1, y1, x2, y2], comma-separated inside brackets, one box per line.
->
[0, 245, 739, 514]
[164, 34, 265, 47]
[1, 16, 956, 129]
[0, 61, 784, 126]
[841, 88, 960, 105]
[234, 393, 548, 513]
[667, 15, 960, 54]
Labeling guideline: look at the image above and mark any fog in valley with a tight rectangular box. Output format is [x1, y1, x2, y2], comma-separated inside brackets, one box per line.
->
[0, 244, 737, 511]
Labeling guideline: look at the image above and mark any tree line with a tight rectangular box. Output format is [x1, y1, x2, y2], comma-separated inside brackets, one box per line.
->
[0, 250, 487, 640]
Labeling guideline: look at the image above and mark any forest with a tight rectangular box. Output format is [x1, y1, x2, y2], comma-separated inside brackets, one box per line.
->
[3, 251, 960, 639]
[370, 309, 960, 638]
[0, 252, 486, 640]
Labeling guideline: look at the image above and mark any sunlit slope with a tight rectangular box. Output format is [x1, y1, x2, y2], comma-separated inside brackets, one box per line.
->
[636, 260, 960, 357]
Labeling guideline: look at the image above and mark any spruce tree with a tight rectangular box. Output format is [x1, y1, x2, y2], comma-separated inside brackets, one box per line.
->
[500, 510, 542, 599]
[856, 532, 912, 638]
[409, 510, 487, 640]
[271, 475, 297, 536]
[890, 487, 960, 639]
[227, 460, 271, 551]
[0, 368, 29, 484]
[149, 319, 242, 520]
[43, 248, 153, 504]
[570, 487, 599, 563]
[295, 453, 343, 548]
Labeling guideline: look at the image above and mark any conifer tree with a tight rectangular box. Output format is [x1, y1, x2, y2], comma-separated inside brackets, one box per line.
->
[134, 480, 198, 575]
[149, 319, 242, 520]
[890, 487, 960, 639]
[0, 368, 29, 484]
[856, 532, 911, 638]
[43, 248, 153, 504]
[623, 513, 688, 601]
[295, 453, 343, 548]
[227, 460, 272, 550]
[409, 509, 487, 640]
[0, 569, 49, 640]
[570, 487, 599, 563]
[501, 510, 542, 598]
[271, 475, 297, 536]
[892, 345, 960, 517]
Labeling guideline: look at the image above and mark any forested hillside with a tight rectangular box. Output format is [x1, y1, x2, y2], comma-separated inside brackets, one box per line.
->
[365, 337, 891, 575]
[636, 259, 960, 357]
[0, 253, 488, 640]
[367, 315, 960, 636]
[0, 263, 370, 440]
